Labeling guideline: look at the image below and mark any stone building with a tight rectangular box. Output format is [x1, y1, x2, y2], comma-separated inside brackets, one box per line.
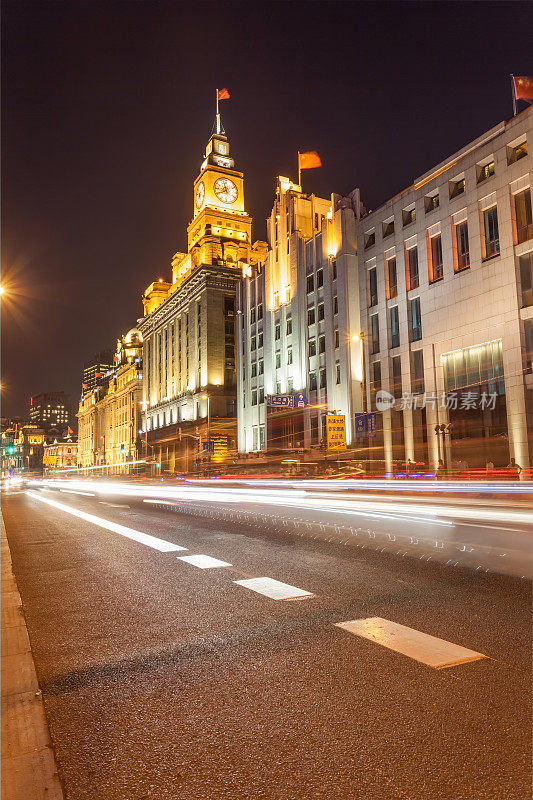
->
[357, 105, 533, 470]
[138, 109, 266, 472]
[43, 436, 78, 472]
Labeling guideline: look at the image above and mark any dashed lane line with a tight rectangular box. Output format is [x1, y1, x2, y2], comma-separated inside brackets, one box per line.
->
[26, 491, 188, 553]
[177, 554, 232, 569]
[234, 577, 314, 601]
[335, 617, 486, 669]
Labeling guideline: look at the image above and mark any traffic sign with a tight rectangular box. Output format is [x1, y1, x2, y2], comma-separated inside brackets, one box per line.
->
[266, 394, 294, 408]
[203, 440, 215, 453]
[293, 393, 308, 408]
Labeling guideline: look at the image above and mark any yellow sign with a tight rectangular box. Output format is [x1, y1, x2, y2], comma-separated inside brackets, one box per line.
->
[43, 455, 57, 465]
[326, 414, 346, 450]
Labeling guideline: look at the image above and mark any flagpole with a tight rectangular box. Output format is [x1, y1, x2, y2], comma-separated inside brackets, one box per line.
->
[511, 74, 517, 117]
[215, 88, 220, 134]
[297, 151, 301, 189]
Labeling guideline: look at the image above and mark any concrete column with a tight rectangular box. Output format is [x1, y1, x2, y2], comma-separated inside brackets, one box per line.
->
[383, 409, 393, 472]
[403, 407, 414, 462]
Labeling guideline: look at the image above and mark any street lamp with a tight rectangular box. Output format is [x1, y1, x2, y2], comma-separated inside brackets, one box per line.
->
[201, 394, 211, 475]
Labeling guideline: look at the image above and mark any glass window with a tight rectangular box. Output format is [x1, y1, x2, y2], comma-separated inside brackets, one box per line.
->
[251, 362, 257, 378]
[386, 257, 397, 299]
[316, 269, 324, 288]
[411, 349, 424, 394]
[390, 306, 400, 349]
[309, 371, 317, 391]
[257, 303, 263, 320]
[318, 303, 325, 321]
[409, 297, 422, 342]
[307, 308, 316, 326]
[391, 355, 402, 397]
[364, 230, 375, 249]
[250, 308, 256, 324]
[425, 193, 439, 213]
[306, 274, 314, 293]
[514, 188, 533, 244]
[308, 339, 317, 357]
[252, 390, 258, 406]
[336, 363, 341, 384]
[275, 324, 281, 340]
[287, 348, 293, 365]
[403, 207, 416, 227]
[454, 221, 470, 271]
[319, 367, 327, 388]
[372, 361, 382, 393]
[406, 246, 419, 290]
[483, 206, 500, 259]
[332, 260, 337, 280]
[318, 334, 326, 354]
[371, 314, 380, 354]
[275, 353, 281, 368]
[450, 177, 465, 198]
[286, 318, 292, 335]
[368, 267, 378, 306]
[258, 332, 263, 348]
[258, 359, 264, 375]
[333, 296, 338, 315]
[428, 234, 443, 282]
[519, 252, 533, 307]
[334, 330, 339, 348]
[251, 336, 256, 351]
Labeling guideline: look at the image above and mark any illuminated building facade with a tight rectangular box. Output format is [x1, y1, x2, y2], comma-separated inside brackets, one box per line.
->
[43, 435, 78, 472]
[1, 424, 45, 477]
[358, 105, 533, 470]
[237, 177, 363, 453]
[138, 113, 266, 471]
[29, 392, 71, 436]
[77, 329, 143, 468]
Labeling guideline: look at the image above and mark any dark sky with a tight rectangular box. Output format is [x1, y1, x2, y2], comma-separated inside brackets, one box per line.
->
[2, 0, 532, 419]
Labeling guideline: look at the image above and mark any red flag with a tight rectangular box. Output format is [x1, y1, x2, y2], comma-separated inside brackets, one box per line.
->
[298, 151, 322, 170]
[218, 88, 230, 100]
[514, 76, 533, 102]
[68, 426, 74, 435]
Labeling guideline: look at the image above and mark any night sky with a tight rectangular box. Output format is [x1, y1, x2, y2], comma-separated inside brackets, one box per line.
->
[2, 0, 532, 420]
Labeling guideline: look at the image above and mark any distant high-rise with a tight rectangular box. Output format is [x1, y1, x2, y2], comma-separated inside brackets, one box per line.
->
[29, 392, 71, 435]
[83, 350, 114, 393]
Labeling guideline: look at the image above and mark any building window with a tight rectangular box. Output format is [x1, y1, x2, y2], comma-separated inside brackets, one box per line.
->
[391, 355, 402, 397]
[332, 260, 337, 280]
[252, 390, 258, 406]
[370, 314, 380, 354]
[519, 252, 533, 307]
[257, 303, 263, 320]
[508, 139, 528, 164]
[258, 359, 264, 375]
[389, 306, 400, 349]
[428, 233, 443, 282]
[411, 349, 424, 394]
[336, 362, 341, 384]
[425, 192, 439, 214]
[251, 363, 257, 378]
[286, 318, 292, 335]
[383, 218, 395, 238]
[482, 205, 500, 259]
[333, 296, 338, 315]
[306, 275, 314, 293]
[275, 353, 281, 368]
[309, 371, 317, 391]
[319, 367, 327, 389]
[450, 177, 465, 199]
[454, 220, 470, 272]
[308, 339, 317, 357]
[259, 388, 264, 403]
[386, 257, 397, 299]
[364, 230, 375, 249]
[318, 303, 325, 321]
[258, 332, 263, 348]
[334, 329, 339, 348]
[406, 246, 419, 290]
[477, 160, 495, 183]
[307, 308, 316, 326]
[318, 334, 326, 354]
[524, 319, 533, 373]
[250, 307, 256, 324]
[513, 188, 533, 245]
[402, 206, 416, 227]
[372, 361, 382, 395]
[287, 347, 293, 365]
[409, 297, 422, 342]
[275, 324, 281, 340]
[316, 268, 324, 288]
[251, 336, 257, 351]
[368, 267, 378, 306]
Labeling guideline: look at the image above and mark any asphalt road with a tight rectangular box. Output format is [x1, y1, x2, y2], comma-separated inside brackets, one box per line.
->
[2, 488, 532, 800]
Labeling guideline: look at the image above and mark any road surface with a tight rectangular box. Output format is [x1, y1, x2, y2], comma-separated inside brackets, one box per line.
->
[2, 486, 531, 799]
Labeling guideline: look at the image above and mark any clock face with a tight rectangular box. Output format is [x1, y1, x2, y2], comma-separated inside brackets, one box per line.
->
[213, 177, 238, 204]
[195, 181, 205, 209]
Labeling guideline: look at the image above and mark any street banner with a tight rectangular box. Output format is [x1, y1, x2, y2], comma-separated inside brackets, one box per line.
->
[355, 414, 366, 437]
[367, 412, 377, 437]
[326, 414, 347, 450]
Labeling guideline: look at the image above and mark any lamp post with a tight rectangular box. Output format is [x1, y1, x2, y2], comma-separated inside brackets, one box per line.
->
[202, 394, 211, 476]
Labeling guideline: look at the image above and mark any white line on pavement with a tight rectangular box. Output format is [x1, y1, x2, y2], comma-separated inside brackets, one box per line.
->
[99, 502, 131, 508]
[26, 491, 188, 553]
[177, 554, 232, 569]
[60, 489, 95, 497]
[335, 617, 486, 669]
[233, 577, 314, 601]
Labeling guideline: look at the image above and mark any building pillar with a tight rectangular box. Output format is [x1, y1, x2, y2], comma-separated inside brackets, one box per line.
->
[403, 407, 414, 462]
[383, 409, 393, 472]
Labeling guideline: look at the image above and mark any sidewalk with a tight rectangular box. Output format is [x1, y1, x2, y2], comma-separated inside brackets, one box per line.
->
[1, 514, 64, 800]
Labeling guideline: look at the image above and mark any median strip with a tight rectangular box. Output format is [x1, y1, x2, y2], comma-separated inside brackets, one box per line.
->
[26, 492, 188, 553]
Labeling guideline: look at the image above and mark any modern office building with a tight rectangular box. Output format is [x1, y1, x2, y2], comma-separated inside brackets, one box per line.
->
[138, 110, 266, 472]
[28, 392, 71, 436]
[82, 350, 115, 393]
[77, 329, 143, 468]
[236, 176, 363, 454]
[357, 105, 532, 470]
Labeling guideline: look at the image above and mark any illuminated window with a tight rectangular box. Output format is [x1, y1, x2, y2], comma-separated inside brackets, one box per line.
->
[482, 206, 500, 259]
[389, 306, 400, 349]
[405, 246, 419, 290]
[519, 252, 533, 307]
[513, 188, 533, 245]
[425, 192, 439, 214]
[450, 177, 466, 199]
[386, 256, 397, 298]
[368, 267, 378, 306]
[402, 206, 416, 227]
[428, 233, 443, 282]
[453, 220, 470, 272]
[477, 160, 495, 183]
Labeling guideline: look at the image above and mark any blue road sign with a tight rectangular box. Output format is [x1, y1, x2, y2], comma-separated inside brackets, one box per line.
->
[266, 394, 294, 408]
[355, 413, 366, 437]
[293, 393, 308, 408]
[367, 412, 377, 437]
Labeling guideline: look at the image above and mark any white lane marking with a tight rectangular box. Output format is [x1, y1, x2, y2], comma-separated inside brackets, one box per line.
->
[234, 577, 314, 601]
[335, 617, 486, 669]
[177, 554, 232, 569]
[60, 489, 95, 497]
[99, 502, 130, 508]
[143, 499, 179, 507]
[26, 492, 188, 553]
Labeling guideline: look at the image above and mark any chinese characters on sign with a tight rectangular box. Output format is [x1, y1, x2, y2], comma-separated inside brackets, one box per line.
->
[326, 414, 347, 450]
[266, 394, 308, 408]
[397, 391, 498, 411]
[355, 413, 377, 438]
